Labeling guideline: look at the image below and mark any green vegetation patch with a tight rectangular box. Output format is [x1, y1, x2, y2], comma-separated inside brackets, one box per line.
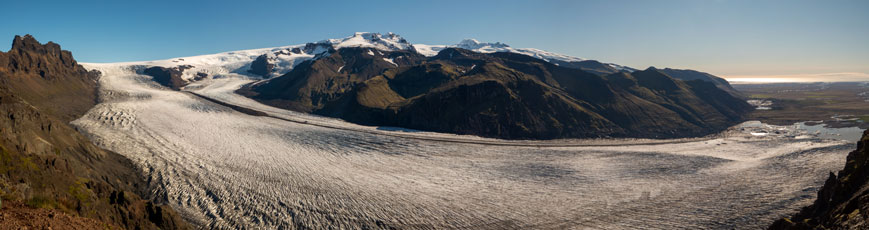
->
[805, 94, 837, 99]
[68, 178, 94, 206]
[26, 194, 58, 209]
[0, 144, 40, 174]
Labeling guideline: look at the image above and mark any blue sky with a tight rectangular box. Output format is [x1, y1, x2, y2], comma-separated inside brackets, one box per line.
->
[2, 0, 867, 78]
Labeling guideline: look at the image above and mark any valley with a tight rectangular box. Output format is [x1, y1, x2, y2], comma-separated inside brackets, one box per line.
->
[72, 63, 854, 229]
[3, 0, 867, 228]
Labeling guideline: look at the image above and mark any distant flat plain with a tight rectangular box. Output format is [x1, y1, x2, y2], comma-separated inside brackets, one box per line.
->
[733, 82, 869, 129]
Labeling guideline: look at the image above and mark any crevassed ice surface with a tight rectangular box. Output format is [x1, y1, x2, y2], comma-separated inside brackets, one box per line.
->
[74, 64, 852, 229]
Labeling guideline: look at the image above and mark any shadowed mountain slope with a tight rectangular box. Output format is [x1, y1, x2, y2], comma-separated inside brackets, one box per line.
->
[657, 68, 743, 98]
[241, 46, 752, 139]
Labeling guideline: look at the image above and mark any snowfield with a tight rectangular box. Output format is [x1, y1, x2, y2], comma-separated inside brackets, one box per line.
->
[70, 33, 855, 229]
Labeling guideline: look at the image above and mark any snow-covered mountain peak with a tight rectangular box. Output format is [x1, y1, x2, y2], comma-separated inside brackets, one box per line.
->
[455, 39, 510, 50]
[413, 38, 636, 72]
[322, 32, 412, 51]
[85, 32, 635, 88]
[414, 39, 586, 63]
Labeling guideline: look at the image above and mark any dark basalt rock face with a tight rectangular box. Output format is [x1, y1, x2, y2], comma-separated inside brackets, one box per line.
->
[0, 35, 100, 122]
[241, 47, 752, 140]
[142, 65, 192, 90]
[770, 130, 869, 229]
[193, 72, 208, 81]
[247, 54, 274, 77]
[0, 35, 191, 229]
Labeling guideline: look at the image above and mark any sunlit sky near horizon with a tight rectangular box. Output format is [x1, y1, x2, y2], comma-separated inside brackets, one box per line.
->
[1, 0, 867, 80]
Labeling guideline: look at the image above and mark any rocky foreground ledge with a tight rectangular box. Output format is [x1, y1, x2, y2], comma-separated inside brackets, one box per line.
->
[0, 35, 190, 229]
[770, 130, 869, 229]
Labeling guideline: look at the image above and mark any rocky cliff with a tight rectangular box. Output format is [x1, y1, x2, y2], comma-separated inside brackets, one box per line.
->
[247, 54, 275, 77]
[770, 130, 869, 229]
[0, 35, 190, 229]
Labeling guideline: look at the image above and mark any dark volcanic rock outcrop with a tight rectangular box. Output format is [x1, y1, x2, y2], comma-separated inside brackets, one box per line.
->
[240, 47, 752, 139]
[142, 65, 192, 90]
[247, 54, 274, 76]
[0, 35, 100, 122]
[194, 72, 208, 81]
[770, 130, 869, 229]
[0, 35, 190, 229]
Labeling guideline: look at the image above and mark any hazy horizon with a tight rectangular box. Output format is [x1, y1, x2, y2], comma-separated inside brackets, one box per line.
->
[724, 72, 869, 83]
[2, 0, 867, 81]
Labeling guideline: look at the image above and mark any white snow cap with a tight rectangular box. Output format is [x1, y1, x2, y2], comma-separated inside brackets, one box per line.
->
[453, 39, 584, 63]
[455, 39, 510, 50]
[94, 32, 633, 82]
[414, 38, 635, 72]
[413, 38, 587, 62]
[323, 32, 413, 51]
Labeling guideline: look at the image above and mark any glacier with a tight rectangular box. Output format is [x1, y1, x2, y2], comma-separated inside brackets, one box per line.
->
[71, 33, 854, 229]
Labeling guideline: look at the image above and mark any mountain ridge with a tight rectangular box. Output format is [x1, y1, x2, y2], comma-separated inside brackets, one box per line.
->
[125, 32, 732, 96]
[103, 32, 731, 94]
[239, 45, 752, 139]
